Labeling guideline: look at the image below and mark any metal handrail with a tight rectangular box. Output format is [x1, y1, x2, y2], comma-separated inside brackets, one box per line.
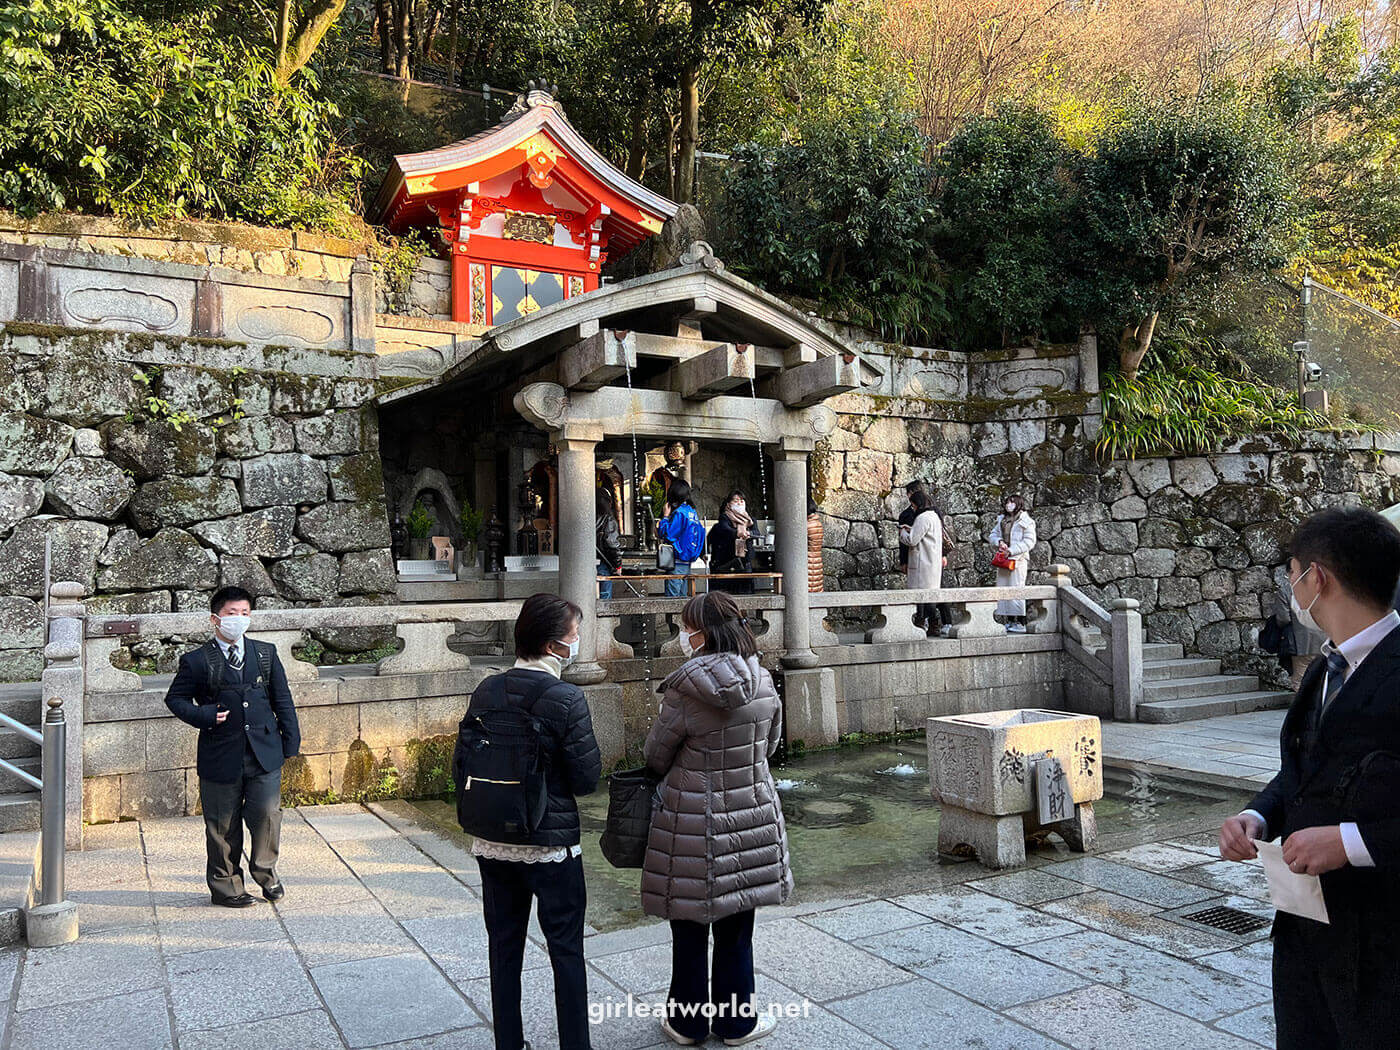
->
[0, 759, 39, 792]
[0, 710, 41, 745]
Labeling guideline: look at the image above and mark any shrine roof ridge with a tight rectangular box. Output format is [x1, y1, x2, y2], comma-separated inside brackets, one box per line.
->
[369, 88, 678, 225]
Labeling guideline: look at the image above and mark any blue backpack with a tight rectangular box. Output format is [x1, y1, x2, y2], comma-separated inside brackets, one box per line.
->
[668, 506, 706, 562]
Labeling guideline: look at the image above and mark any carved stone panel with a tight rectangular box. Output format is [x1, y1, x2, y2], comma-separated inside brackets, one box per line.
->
[52, 265, 195, 335]
[221, 283, 349, 349]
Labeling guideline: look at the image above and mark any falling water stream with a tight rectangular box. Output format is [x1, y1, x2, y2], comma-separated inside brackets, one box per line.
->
[746, 373, 770, 520]
[620, 340, 659, 699]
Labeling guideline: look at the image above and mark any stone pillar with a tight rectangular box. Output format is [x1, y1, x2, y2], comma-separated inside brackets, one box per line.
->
[556, 425, 606, 684]
[43, 582, 86, 850]
[1110, 597, 1143, 721]
[350, 255, 376, 355]
[772, 438, 817, 669]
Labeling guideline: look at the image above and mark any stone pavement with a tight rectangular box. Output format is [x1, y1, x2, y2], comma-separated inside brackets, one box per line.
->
[1103, 710, 1285, 790]
[0, 791, 1283, 1050]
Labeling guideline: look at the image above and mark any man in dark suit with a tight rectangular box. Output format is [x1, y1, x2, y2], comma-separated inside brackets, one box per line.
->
[1219, 507, 1400, 1050]
[165, 586, 301, 907]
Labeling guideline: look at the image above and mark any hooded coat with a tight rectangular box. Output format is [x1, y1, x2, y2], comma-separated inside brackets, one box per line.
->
[641, 652, 793, 923]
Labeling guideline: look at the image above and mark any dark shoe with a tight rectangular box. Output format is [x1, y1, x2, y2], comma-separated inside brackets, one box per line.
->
[212, 892, 259, 908]
[262, 882, 285, 902]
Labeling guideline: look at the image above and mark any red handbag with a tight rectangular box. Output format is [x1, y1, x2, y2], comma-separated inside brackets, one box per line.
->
[992, 549, 1016, 572]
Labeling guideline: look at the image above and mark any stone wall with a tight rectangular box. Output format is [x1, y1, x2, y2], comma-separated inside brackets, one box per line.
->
[0, 212, 367, 284]
[0, 325, 396, 679]
[814, 328, 1400, 682]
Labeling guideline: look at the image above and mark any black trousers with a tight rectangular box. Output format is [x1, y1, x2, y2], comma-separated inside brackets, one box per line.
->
[667, 909, 758, 1042]
[1273, 910, 1400, 1050]
[477, 853, 590, 1050]
[199, 745, 282, 900]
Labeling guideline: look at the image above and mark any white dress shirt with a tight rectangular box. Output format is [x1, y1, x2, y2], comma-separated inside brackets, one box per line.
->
[215, 635, 244, 669]
[1243, 610, 1400, 867]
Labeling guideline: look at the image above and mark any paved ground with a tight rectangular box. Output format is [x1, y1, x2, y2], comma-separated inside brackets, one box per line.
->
[0, 772, 1284, 1050]
[1103, 710, 1285, 789]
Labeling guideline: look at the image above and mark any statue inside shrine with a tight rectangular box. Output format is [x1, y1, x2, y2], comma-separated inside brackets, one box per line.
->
[647, 441, 688, 497]
[482, 510, 507, 573]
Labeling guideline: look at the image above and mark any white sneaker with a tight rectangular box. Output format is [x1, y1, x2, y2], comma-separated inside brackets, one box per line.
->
[1006, 622, 1027, 634]
[661, 1018, 702, 1046]
[723, 1013, 777, 1046]
[938, 625, 952, 638]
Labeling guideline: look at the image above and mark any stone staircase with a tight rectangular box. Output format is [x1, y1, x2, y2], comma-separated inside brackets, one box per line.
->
[1136, 642, 1293, 724]
[0, 686, 43, 833]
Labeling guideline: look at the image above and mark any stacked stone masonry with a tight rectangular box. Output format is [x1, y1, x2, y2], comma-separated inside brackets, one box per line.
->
[0, 325, 396, 679]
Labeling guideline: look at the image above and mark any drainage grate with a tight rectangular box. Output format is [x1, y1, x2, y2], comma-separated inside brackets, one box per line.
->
[1181, 905, 1271, 935]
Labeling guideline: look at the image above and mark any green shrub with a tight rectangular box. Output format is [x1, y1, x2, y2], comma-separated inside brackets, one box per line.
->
[1097, 365, 1330, 459]
[406, 499, 434, 538]
[0, 0, 361, 230]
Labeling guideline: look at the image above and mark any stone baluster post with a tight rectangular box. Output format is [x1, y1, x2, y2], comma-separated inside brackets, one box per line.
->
[772, 437, 817, 669]
[556, 424, 607, 684]
[1109, 597, 1144, 721]
[43, 582, 86, 852]
[1049, 564, 1072, 633]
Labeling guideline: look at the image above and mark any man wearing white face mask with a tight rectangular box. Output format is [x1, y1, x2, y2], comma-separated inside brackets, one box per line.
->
[1219, 508, 1400, 1050]
[164, 586, 301, 907]
[453, 592, 601, 1050]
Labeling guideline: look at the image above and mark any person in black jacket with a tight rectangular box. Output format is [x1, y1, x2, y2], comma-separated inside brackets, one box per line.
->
[163, 586, 301, 907]
[596, 488, 622, 599]
[708, 488, 753, 595]
[1219, 508, 1400, 1050]
[456, 592, 602, 1050]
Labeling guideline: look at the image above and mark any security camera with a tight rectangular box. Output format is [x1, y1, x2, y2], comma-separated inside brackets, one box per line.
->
[1305, 362, 1324, 383]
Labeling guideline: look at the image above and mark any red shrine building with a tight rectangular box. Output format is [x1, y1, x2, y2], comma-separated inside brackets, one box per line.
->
[371, 81, 678, 326]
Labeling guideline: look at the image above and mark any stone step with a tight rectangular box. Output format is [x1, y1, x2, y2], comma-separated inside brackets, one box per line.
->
[0, 757, 40, 792]
[1142, 674, 1261, 701]
[0, 795, 40, 834]
[0, 729, 41, 761]
[1141, 642, 1185, 661]
[1142, 657, 1222, 681]
[1138, 690, 1295, 724]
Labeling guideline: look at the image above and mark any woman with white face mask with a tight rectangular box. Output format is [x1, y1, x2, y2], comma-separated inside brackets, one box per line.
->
[452, 592, 602, 1050]
[989, 494, 1037, 633]
[642, 591, 790, 1046]
[709, 489, 754, 595]
[1269, 562, 1326, 690]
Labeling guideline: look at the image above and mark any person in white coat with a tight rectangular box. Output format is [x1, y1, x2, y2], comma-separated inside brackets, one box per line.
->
[900, 490, 943, 634]
[989, 494, 1036, 633]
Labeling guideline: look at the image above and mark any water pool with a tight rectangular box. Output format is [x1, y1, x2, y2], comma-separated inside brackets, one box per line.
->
[411, 739, 1252, 932]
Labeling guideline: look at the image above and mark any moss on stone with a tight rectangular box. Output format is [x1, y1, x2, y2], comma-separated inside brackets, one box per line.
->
[406, 734, 456, 797]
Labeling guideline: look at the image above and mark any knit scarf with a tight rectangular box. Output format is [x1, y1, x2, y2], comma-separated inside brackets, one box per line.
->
[726, 504, 754, 558]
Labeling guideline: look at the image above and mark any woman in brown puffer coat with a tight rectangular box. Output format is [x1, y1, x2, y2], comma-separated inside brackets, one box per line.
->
[642, 591, 791, 1047]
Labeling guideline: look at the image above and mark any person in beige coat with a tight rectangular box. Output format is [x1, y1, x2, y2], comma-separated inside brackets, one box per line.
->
[642, 591, 792, 1047]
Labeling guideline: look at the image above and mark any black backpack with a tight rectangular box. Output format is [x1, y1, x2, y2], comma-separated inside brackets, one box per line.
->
[452, 672, 556, 842]
[203, 640, 273, 694]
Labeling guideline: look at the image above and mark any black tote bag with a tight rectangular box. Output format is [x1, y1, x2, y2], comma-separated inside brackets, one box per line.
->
[599, 767, 662, 868]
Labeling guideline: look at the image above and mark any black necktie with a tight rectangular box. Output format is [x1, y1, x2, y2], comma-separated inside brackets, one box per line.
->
[1319, 649, 1348, 714]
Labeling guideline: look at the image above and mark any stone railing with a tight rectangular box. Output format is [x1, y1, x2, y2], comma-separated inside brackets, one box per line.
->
[808, 585, 1060, 647]
[1049, 565, 1142, 720]
[83, 601, 525, 692]
[596, 594, 786, 661]
[0, 239, 375, 354]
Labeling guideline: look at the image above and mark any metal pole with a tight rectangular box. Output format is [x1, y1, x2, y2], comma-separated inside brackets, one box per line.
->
[40, 698, 65, 906]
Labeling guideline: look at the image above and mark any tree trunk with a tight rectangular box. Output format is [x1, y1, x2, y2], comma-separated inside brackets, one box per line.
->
[273, 0, 350, 85]
[625, 99, 648, 179]
[376, 0, 394, 72]
[676, 60, 700, 205]
[445, 0, 458, 87]
[1118, 312, 1159, 380]
[275, 0, 292, 72]
[393, 0, 412, 99]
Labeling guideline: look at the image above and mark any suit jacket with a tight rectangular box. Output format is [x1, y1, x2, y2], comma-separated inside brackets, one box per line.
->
[164, 640, 301, 784]
[1248, 624, 1400, 914]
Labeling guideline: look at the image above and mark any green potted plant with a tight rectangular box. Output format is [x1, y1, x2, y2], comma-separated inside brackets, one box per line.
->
[458, 499, 484, 576]
[405, 499, 433, 559]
